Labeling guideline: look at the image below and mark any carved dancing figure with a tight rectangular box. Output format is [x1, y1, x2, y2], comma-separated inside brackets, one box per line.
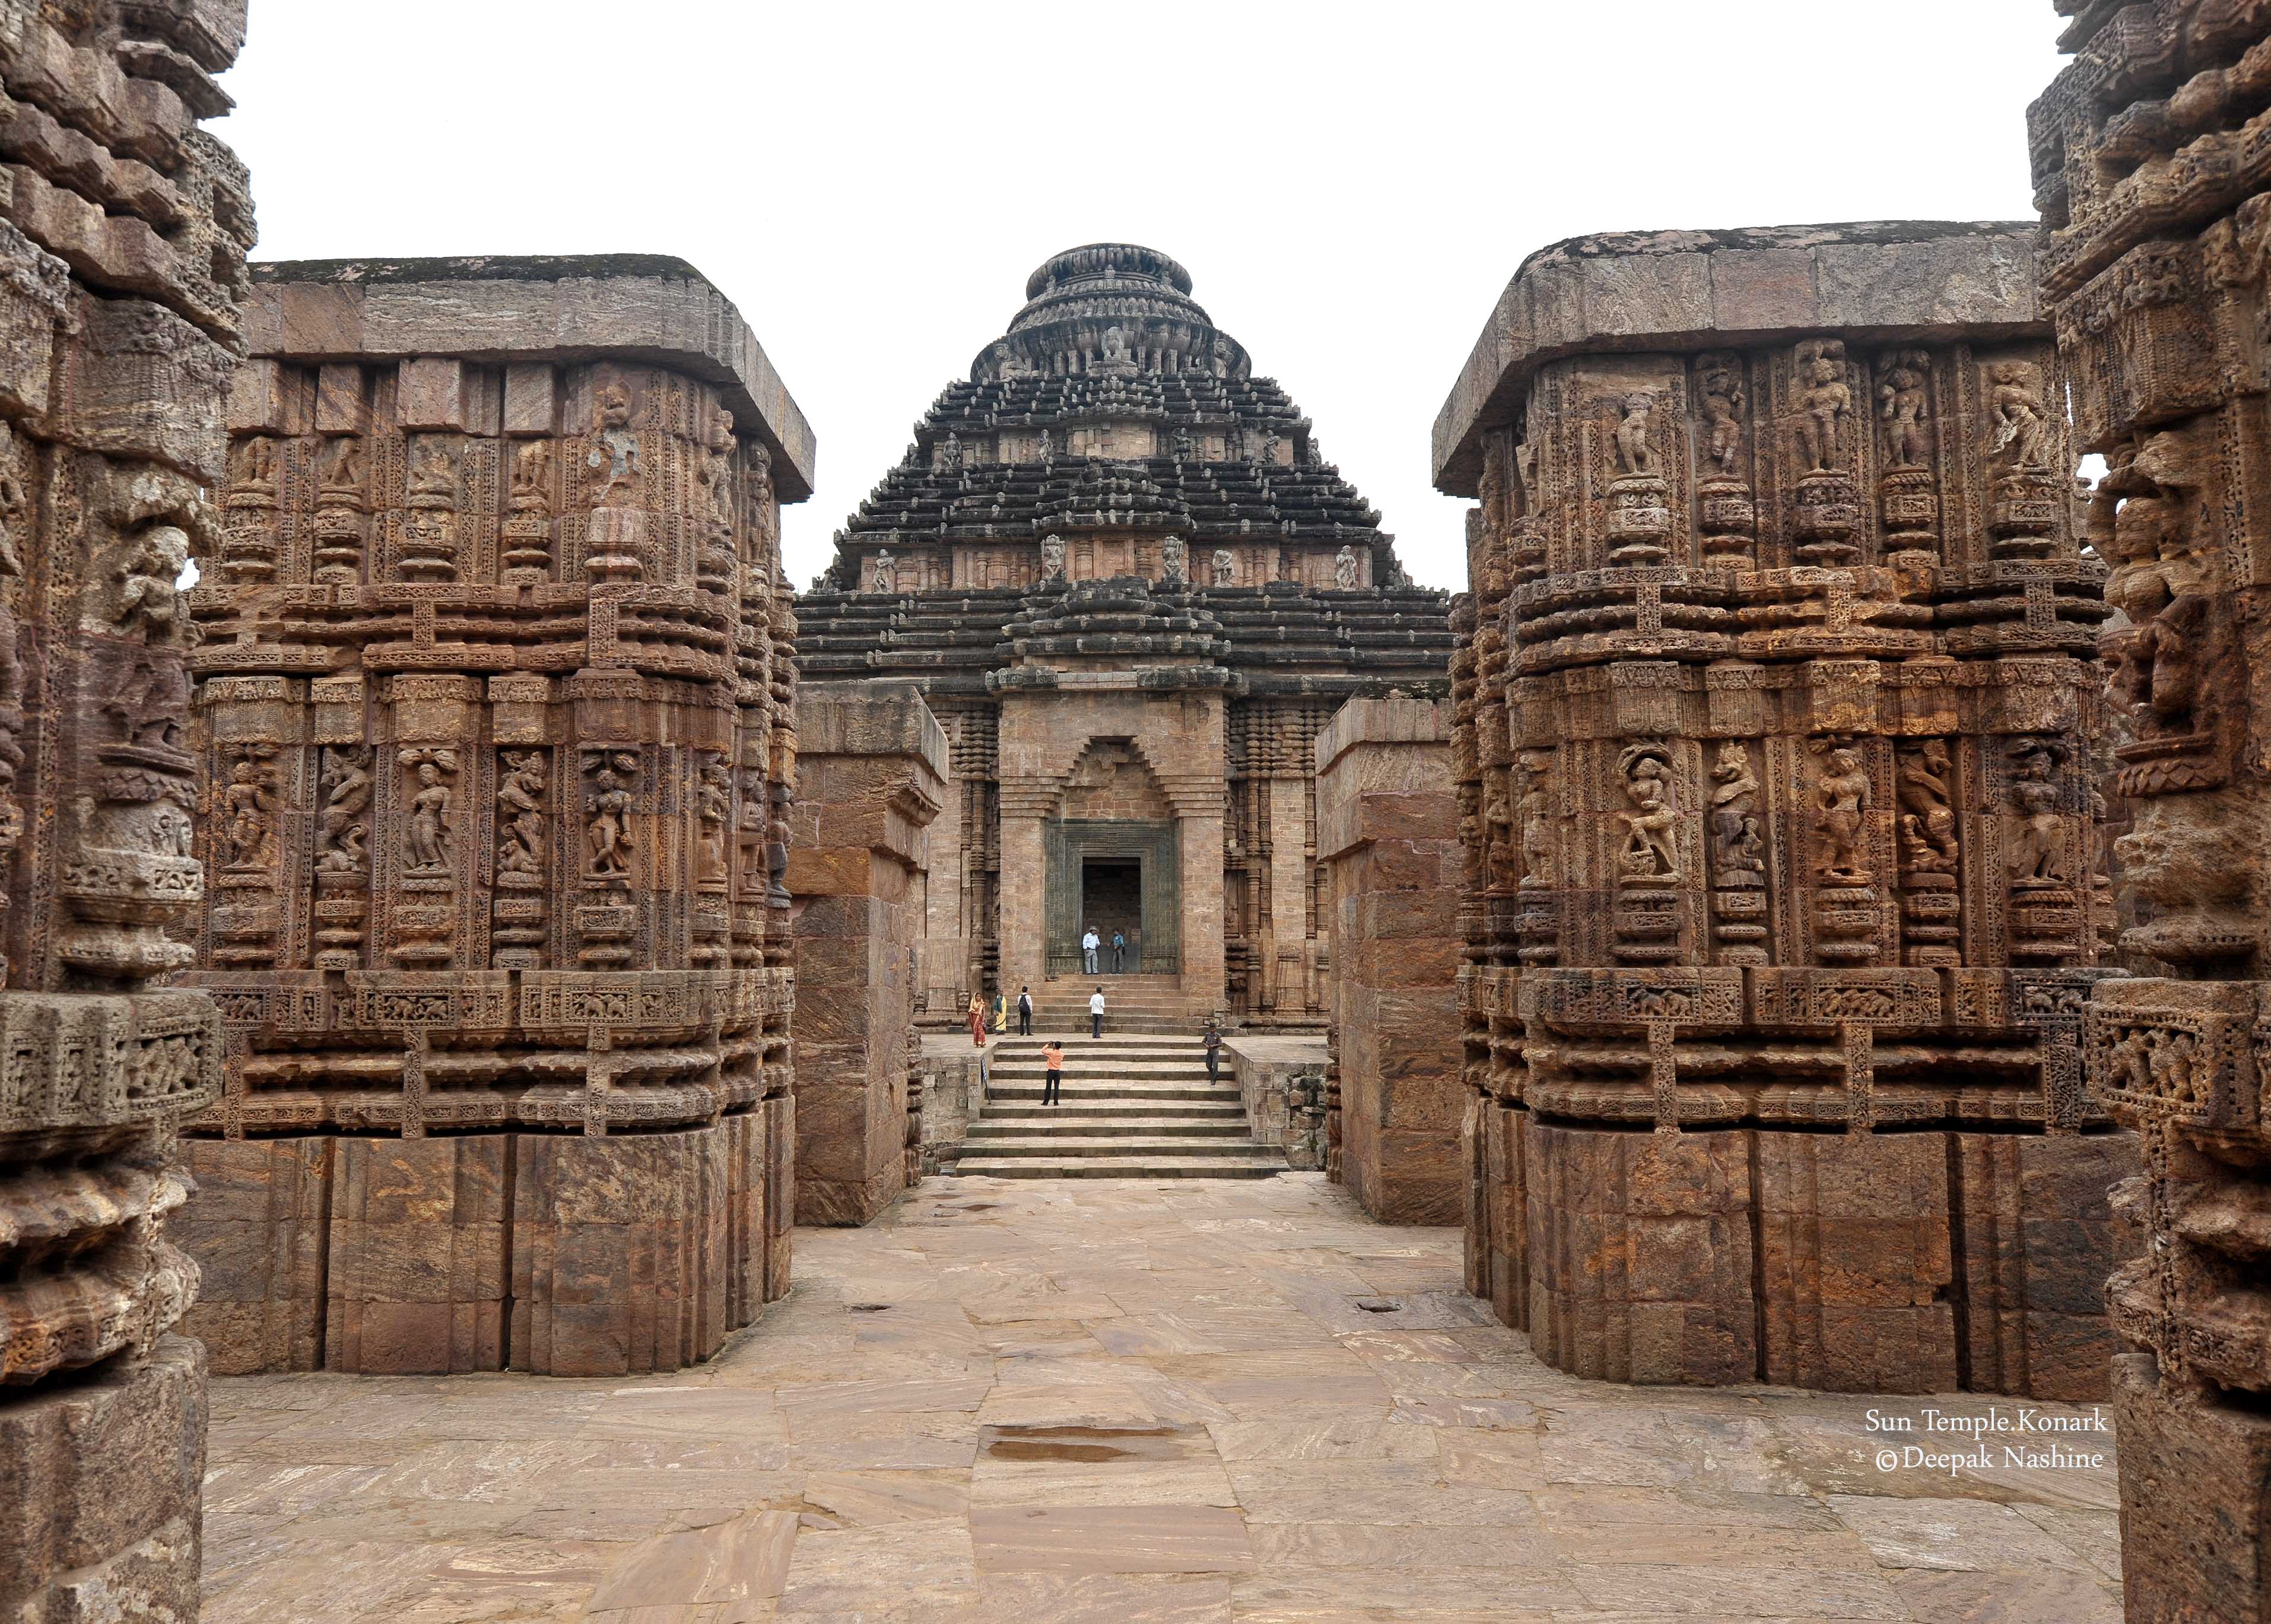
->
[2007, 741, 2070, 884]
[1614, 394, 1657, 476]
[1708, 741, 1764, 878]
[1210, 548, 1235, 587]
[1041, 534, 1066, 583]
[1160, 535, 1186, 582]
[1988, 361, 2051, 469]
[1698, 358, 1745, 473]
[1616, 747, 1679, 883]
[1877, 349, 1933, 469]
[585, 765, 634, 878]
[496, 752, 547, 876]
[939, 431, 963, 473]
[1794, 340, 1851, 472]
[510, 439, 552, 513]
[1172, 423, 1193, 460]
[871, 550, 897, 594]
[1333, 545, 1360, 590]
[317, 747, 373, 873]
[402, 754, 456, 874]
[218, 755, 273, 870]
[1895, 739, 1959, 872]
[696, 757, 731, 883]
[1812, 744, 1872, 880]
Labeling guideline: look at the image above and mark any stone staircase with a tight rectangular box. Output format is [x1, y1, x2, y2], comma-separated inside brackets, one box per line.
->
[957, 1034, 1281, 1179]
[1016, 974, 1205, 1035]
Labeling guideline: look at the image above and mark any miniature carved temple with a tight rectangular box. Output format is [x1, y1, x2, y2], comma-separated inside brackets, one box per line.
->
[173, 257, 812, 1377]
[0, 2, 252, 1615]
[796, 244, 1455, 1028]
[1441, 223, 2132, 1398]
[2036, 2, 2271, 1615]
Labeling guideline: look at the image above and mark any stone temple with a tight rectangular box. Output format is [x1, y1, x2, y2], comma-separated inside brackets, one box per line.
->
[798, 244, 1456, 1031]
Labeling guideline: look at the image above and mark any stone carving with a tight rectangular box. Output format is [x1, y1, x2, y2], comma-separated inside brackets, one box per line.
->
[0, 5, 248, 1614]
[2037, 11, 2271, 1604]
[798, 243, 1450, 1030]
[179, 258, 811, 1378]
[1440, 224, 2121, 1399]
[872, 549, 897, 593]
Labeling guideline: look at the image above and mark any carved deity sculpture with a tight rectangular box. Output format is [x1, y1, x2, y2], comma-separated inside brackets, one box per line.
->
[2006, 741, 2069, 884]
[1699, 359, 1745, 472]
[1989, 361, 2051, 470]
[511, 438, 552, 513]
[1210, 548, 1235, 587]
[1173, 423, 1193, 459]
[587, 375, 641, 505]
[1708, 741, 1764, 879]
[1794, 339, 1851, 471]
[402, 751, 458, 874]
[1811, 743, 1871, 880]
[1517, 749, 1557, 889]
[1896, 739, 1959, 872]
[586, 764, 634, 878]
[1616, 746, 1679, 883]
[1877, 349, 1933, 469]
[218, 754, 275, 872]
[939, 431, 963, 473]
[497, 752, 548, 877]
[872, 550, 897, 594]
[1613, 393, 1657, 476]
[1161, 535, 1186, 583]
[1101, 325, 1129, 364]
[696, 756, 731, 883]
[1040, 535, 1066, 583]
[1333, 545, 1360, 589]
[318, 747, 374, 873]
[1035, 427, 1053, 463]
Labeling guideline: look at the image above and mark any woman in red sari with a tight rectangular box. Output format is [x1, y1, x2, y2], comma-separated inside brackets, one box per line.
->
[967, 993, 987, 1048]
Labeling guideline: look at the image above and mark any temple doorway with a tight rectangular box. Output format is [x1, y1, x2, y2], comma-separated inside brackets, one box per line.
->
[1082, 858, 1142, 970]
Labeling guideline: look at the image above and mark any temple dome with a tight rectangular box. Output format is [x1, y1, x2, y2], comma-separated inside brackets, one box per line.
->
[976, 241, 1246, 382]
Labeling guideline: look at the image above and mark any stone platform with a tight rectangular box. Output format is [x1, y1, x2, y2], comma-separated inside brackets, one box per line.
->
[199, 1176, 2121, 1623]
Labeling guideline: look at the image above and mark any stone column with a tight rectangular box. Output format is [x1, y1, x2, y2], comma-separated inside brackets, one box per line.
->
[176, 257, 817, 1377]
[789, 683, 948, 1224]
[2036, 9, 2271, 1617]
[0, 5, 255, 1615]
[1316, 694, 1462, 1221]
[1435, 223, 2130, 1397]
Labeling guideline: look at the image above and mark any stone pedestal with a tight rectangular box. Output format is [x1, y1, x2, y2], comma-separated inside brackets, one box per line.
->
[1315, 694, 1462, 1222]
[1438, 223, 2129, 1397]
[177, 257, 816, 1374]
[789, 684, 949, 1225]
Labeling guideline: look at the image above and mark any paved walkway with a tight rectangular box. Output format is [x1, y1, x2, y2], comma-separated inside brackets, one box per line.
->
[201, 1174, 2123, 1623]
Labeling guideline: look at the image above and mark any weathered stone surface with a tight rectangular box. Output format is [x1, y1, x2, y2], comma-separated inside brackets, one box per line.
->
[1315, 694, 1462, 1221]
[0, 4, 252, 1613]
[796, 244, 1453, 1032]
[178, 256, 811, 1373]
[1443, 221, 2130, 1396]
[789, 682, 948, 1223]
[2036, 5, 2271, 1612]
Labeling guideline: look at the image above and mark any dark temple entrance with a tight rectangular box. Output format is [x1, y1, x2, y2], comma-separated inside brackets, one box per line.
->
[1046, 819, 1180, 976]
[1083, 859, 1141, 969]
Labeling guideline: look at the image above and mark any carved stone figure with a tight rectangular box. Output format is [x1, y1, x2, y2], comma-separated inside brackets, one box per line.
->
[1811, 744, 1871, 881]
[1210, 548, 1235, 586]
[319, 746, 374, 873]
[1160, 535, 1186, 583]
[1895, 739, 1959, 872]
[1333, 545, 1359, 589]
[1173, 423, 1193, 459]
[587, 373, 641, 505]
[1616, 746, 1679, 883]
[218, 754, 275, 871]
[872, 550, 897, 593]
[1988, 360, 2050, 469]
[1041, 534, 1066, 583]
[1877, 349, 1932, 469]
[939, 431, 963, 473]
[696, 755, 731, 883]
[1708, 741, 1764, 879]
[1613, 393, 1657, 475]
[402, 750, 458, 874]
[585, 761, 634, 878]
[1794, 338, 1850, 471]
[497, 751, 548, 876]
[1698, 357, 1745, 473]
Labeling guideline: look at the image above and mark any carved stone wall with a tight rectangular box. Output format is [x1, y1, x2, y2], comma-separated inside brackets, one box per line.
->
[1314, 693, 1462, 1221]
[0, 4, 252, 1616]
[789, 682, 948, 1224]
[175, 257, 815, 1377]
[2035, 5, 2271, 1616]
[1438, 223, 2130, 1397]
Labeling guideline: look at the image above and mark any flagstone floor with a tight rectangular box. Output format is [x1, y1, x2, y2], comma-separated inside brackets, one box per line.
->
[200, 1174, 2124, 1623]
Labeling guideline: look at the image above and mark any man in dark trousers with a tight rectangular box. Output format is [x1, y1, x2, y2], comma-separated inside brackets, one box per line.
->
[1204, 1024, 1222, 1084]
[1017, 985, 1033, 1036]
[1041, 1039, 1064, 1105]
[1089, 986, 1105, 1039]
[1111, 929, 1126, 973]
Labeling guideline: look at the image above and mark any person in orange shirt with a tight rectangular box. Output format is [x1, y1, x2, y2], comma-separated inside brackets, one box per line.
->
[1041, 1040, 1065, 1106]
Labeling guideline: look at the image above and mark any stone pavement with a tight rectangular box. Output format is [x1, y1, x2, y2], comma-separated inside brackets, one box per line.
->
[200, 1175, 2123, 1623]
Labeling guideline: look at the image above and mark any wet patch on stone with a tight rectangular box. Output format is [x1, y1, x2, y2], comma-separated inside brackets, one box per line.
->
[980, 1423, 1194, 1463]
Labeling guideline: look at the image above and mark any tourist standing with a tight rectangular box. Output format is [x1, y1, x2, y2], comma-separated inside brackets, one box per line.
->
[1017, 986, 1033, 1037]
[1090, 986, 1106, 1040]
[1111, 929, 1126, 973]
[1081, 925, 1100, 974]
[1041, 1039, 1064, 1105]
[1205, 1024, 1222, 1084]
[967, 992, 987, 1048]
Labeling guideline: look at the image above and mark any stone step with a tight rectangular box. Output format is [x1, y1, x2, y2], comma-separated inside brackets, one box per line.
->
[967, 1117, 1251, 1138]
[956, 1157, 1281, 1180]
[955, 1136, 1282, 1160]
[988, 1064, 1214, 1080]
[987, 1085, 1228, 1103]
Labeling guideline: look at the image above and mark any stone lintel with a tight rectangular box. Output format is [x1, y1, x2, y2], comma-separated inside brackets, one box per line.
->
[1432, 221, 2045, 497]
[246, 255, 818, 501]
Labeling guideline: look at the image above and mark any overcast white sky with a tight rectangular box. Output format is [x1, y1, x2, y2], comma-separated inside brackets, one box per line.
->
[213, 2, 2067, 591]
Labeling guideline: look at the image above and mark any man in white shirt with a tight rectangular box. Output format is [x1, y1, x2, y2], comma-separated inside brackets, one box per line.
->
[1089, 986, 1105, 1039]
[1081, 926, 1100, 974]
[1016, 985, 1033, 1037]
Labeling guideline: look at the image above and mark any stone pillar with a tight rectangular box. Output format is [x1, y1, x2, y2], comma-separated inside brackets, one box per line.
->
[0, 5, 255, 1615]
[176, 257, 817, 1377]
[1436, 223, 2129, 1397]
[2036, 9, 2271, 1616]
[789, 682, 948, 1224]
[1316, 694, 1462, 1221]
